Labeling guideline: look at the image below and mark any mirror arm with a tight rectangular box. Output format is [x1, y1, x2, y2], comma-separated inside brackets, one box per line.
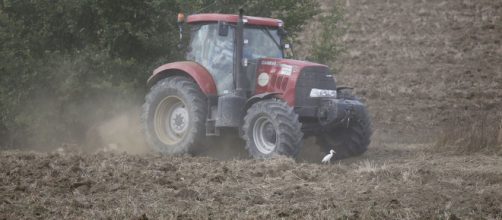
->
[177, 13, 185, 49]
[177, 22, 184, 49]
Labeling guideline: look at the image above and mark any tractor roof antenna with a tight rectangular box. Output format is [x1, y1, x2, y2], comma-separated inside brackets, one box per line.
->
[239, 7, 244, 16]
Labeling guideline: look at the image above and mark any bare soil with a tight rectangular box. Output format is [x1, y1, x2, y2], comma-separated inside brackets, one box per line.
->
[334, 0, 502, 143]
[1, 144, 501, 219]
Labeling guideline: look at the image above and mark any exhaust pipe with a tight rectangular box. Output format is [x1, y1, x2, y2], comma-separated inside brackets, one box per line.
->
[234, 8, 245, 96]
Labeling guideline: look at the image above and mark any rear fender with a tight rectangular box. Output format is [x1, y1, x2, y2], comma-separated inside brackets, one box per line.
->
[147, 61, 217, 95]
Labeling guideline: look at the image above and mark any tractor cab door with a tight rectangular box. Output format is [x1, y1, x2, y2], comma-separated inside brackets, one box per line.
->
[187, 23, 235, 95]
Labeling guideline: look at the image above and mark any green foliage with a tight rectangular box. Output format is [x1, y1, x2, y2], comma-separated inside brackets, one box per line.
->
[0, 0, 179, 147]
[0, 0, 319, 148]
[308, 3, 345, 66]
[177, 0, 319, 38]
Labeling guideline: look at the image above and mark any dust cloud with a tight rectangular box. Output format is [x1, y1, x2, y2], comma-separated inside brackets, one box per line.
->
[84, 108, 149, 155]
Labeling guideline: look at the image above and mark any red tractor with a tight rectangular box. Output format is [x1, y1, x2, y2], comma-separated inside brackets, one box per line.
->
[142, 10, 372, 159]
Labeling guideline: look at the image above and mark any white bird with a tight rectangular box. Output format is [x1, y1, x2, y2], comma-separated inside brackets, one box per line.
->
[321, 149, 335, 164]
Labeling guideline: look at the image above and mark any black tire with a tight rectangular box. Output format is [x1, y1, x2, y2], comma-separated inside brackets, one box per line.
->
[141, 76, 207, 154]
[316, 107, 372, 159]
[242, 99, 303, 159]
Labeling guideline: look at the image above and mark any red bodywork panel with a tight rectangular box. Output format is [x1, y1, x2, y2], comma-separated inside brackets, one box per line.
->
[149, 61, 217, 95]
[254, 58, 327, 106]
[187, 13, 282, 27]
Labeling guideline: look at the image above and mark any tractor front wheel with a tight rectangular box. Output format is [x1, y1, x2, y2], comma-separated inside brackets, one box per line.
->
[141, 77, 207, 154]
[316, 107, 372, 159]
[242, 99, 303, 159]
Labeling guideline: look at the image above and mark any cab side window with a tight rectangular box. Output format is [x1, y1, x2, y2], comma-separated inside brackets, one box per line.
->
[187, 24, 235, 95]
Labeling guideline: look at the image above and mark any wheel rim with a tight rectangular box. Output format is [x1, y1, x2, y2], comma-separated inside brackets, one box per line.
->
[154, 96, 189, 145]
[252, 116, 277, 154]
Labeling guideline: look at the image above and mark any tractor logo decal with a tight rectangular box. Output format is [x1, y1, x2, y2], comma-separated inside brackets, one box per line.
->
[257, 72, 270, 87]
[261, 60, 277, 66]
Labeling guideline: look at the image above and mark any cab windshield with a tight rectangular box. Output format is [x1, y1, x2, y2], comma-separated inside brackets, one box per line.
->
[243, 27, 283, 59]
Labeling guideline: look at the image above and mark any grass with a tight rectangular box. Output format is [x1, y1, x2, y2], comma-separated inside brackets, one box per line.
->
[354, 160, 388, 174]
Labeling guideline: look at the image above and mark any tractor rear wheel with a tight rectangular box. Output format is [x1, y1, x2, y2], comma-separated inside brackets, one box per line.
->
[316, 107, 372, 159]
[141, 77, 207, 154]
[242, 99, 303, 159]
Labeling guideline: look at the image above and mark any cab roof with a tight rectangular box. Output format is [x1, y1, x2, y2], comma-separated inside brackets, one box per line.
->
[186, 13, 283, 27]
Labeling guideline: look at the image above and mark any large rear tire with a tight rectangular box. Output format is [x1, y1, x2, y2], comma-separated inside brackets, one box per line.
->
[141, 77, 207, 154]
[242, 99, 303, 159]
[316, 107, 372, 159]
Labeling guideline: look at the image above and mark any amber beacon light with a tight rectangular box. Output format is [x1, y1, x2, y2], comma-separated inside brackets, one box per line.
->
[177, 13, 185, 23]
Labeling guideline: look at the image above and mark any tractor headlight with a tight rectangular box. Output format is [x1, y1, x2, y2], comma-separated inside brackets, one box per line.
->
[309, 89, 337, 98]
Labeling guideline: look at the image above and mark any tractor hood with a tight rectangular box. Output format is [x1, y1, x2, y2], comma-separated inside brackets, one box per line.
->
[254, 58, 336, 106]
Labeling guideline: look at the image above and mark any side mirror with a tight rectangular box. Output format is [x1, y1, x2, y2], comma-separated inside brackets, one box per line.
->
[218, 21, 229, 36]
[283, 43, 294, 58]
[278, 28, 288, 37]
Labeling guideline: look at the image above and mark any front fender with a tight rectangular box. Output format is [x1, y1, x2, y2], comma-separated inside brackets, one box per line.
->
[244, 92, 280, 110]
[147, 61, 217, 95]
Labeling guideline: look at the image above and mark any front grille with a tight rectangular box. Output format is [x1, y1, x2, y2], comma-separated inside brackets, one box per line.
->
[295, 66, 336, 108]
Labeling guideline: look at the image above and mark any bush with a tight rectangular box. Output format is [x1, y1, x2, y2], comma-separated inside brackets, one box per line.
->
[0, 0, 182, 147]
[307, 1, 345, 66]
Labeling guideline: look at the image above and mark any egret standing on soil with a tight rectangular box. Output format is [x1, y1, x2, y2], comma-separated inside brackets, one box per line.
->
[322, 149, 335, 164]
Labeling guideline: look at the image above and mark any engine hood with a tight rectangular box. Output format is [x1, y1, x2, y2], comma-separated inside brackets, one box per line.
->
[254, 58, 334, 106]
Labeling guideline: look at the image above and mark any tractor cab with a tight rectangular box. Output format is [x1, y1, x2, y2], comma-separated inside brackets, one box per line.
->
[185, 13, 286, 95]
